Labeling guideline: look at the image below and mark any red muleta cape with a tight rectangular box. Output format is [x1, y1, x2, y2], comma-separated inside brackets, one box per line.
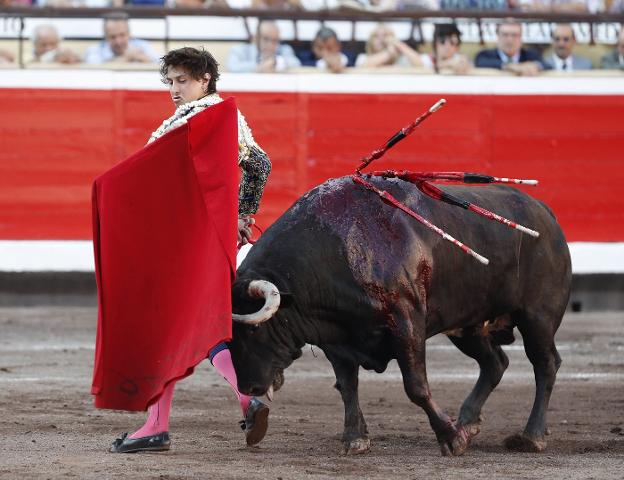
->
[91, 98, 238, 411]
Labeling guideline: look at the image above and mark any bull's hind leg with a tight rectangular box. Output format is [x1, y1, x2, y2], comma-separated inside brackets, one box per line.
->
[392, 315, 469, 456]
[447, 332, 509, 439]
[323, 348, 370, 455]
[504, 312, 562, 453]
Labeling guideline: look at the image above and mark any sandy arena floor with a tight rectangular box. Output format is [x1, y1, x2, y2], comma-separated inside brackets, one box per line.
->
[0, 307, 622, 479]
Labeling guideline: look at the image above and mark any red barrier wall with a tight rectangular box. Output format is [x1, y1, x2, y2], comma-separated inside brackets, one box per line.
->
[1, 87, 623, 241]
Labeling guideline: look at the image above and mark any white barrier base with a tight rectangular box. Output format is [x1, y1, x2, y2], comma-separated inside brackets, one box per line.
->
[0, 240, 622, 274]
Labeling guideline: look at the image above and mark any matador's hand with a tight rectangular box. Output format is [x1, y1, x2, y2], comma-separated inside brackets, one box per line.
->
[238, 216, 255, 246]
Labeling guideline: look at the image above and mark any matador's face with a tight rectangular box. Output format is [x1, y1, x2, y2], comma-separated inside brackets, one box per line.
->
[165, 66, 210, 108]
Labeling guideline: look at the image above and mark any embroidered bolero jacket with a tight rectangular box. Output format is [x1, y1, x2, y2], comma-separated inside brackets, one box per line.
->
[148, 93, 271, 216]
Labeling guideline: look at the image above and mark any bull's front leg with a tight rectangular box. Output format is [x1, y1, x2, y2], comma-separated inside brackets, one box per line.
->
[323, 347, 370, 455]
[392, 315, 470, 456]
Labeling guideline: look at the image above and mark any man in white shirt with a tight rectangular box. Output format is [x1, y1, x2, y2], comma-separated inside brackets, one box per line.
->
[84, 12, 160, 64]
[545, 24, 592, 71]
[30, 24, 81, 64]
[226, 21, 301, 73]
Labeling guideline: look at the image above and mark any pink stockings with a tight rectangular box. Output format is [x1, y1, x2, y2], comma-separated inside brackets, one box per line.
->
[130, 347, 252, 439]
[211, 348, 252, 414]
[129, 379, 175, 439]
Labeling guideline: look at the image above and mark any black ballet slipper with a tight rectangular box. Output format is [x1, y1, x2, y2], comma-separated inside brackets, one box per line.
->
[239, 397, 269, 447]
[109, 431, 171, 453]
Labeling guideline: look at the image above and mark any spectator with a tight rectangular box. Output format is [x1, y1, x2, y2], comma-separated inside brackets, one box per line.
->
[439, 0, 506, 9]
[399, 0, 441, 9]
[544, 24, 592, 71]
[297, 27, 355, 73]
[251, 0, 303, 7]
[226, 20, 301, 73]
[474, 18, 546, 76]
[601, 28, 624, 69]
[512, 0, 604, 12]
[610, 0, 623, 11]
[420, 23, 471, 74]
[37, 0, 123, 5]
[228, 0, 303, 8]
[338, 0, 399, 12]
[337, 0, 438, 11]
[129, 0, 167, 4]
[84, 12, 160, 64]
[172, 0, 229, 5]
[30, 25, 81, 64]
[355, 24, 424, 68]
[289, 0, 342, 7]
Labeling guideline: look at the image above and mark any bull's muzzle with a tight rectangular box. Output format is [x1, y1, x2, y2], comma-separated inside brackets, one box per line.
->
[232, 280, 280, 325]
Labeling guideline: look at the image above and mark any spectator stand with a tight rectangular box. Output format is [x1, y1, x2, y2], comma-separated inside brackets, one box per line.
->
[0, 6, 622, 69]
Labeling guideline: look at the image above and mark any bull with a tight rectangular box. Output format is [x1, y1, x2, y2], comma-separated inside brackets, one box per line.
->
[229, 175, 571, 456]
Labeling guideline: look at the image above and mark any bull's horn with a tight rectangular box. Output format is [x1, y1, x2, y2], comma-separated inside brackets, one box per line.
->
[232, 280, 281, 325]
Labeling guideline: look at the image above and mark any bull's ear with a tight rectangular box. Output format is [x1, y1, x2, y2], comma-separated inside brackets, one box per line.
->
[278, 291, 294, 308]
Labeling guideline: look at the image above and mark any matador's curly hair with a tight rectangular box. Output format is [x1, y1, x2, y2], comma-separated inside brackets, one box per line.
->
[160, 47, 220, 94]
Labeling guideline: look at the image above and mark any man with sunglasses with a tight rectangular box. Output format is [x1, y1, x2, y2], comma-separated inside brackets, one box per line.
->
[545, 24, 592, 71]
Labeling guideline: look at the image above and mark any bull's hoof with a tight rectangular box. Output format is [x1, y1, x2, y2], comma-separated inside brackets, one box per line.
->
[342, 438, 371, 455]
[459, 414, 484, 439]
[462, 422, 481, 439]
[439, 425, 470, 457]
[504, 433, 547, 453]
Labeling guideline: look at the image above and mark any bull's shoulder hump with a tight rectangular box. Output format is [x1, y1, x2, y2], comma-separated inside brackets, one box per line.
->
[262, 177, 358, 239]
[288, 176, 358, 214]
